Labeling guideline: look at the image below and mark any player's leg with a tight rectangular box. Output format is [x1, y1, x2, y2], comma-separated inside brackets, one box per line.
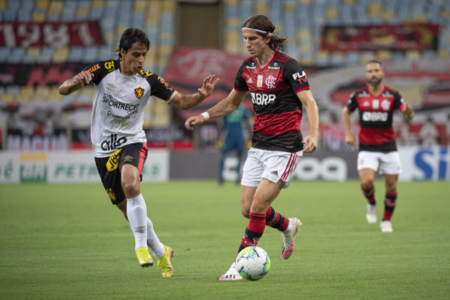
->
[221, 148, 260, 280]
[218, 149, 227, 185]
[235, 139, 244, 185]
[121, 144, 173, 276]
[379, 151, 401, 232]
[357, 151, 380, 224]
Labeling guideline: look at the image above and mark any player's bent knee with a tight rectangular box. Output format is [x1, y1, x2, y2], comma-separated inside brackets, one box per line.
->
[361, 179, 374, 189]
[121, 182, 140, 198]
[241, 209, 250, 219]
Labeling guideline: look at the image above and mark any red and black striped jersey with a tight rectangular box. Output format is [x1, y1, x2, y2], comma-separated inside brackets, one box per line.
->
[234, 51, 310, 152]
[347, 86, 406, 153]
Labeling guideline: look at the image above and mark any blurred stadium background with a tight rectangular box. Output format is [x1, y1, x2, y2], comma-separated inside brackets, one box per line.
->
[0, 0, 449, 183]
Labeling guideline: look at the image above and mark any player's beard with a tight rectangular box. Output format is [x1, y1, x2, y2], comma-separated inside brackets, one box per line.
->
[368, 77, 382, 88]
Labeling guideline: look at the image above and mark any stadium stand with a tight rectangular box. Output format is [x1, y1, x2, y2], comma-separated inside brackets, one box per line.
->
[0, 0, 176, 128]
[223, 0, 450, 65]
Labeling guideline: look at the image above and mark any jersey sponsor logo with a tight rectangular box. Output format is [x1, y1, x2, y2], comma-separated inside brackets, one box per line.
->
[247, 77, 253, 83]
[265, 76, 276, 89]
[104, 61, 115, 71]
[292, 71, 307, 84]
[362, 111, 388, 122]
[106, 149, 123, 171]
[101, 134, 127, 151]
[135, 85, 145, 99]
[246, 62, 256, 69]
[139, 70, 153, 78]
[251, 92, 276, 105]
[363, 101, 370, 106]
[106, 188, 116, 202]
[124, 155, 133, 162]
[372, 100, 379, 109]
[157, 76, 173, 91]
[358, 91, 370, 97]
[102, 94, 140, 113]
[382, 91, 394, 97]
[257, 75, 263, 87]
[381, 99, 391, 111]
[268, 62, 280, 70]
[107, 83, 116, 92]
[87, 64, 100, 73]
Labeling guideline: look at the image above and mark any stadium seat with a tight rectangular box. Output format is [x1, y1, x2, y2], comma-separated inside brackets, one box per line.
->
[52, 47, 69, 63]
[0, 48, 10, 63]
[36, 47, 54, 64]
[67, 47, 84, 63]
[10, 48, 26, 64]
[16, 86, 34, 102]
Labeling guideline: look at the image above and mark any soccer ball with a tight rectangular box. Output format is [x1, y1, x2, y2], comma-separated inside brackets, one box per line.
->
[235, 246, 271, 281]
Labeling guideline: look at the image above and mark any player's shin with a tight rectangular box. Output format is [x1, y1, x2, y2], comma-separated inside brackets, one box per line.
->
[237, 212, 266, 256]
[361, 185, 377, 205]
[383, 191, 397, 221]
[127, 194, 148, 250]
[265, 206, 290, 231]
[146, 217, 165, 258]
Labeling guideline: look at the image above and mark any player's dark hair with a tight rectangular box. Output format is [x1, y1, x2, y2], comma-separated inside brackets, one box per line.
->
[242, 15, 287, 52]
[115, 28, 150, 60]
[367, 59, 383, 69]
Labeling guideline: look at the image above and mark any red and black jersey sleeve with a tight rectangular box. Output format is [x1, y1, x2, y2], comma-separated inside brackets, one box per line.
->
[392, 91, 404, 110]
[347, 92, 358, 112]
[83, 60, 118, 85]
[234, 64, 249, 92]
[282, 59, 310, 93]
[142, 71, 175, 101]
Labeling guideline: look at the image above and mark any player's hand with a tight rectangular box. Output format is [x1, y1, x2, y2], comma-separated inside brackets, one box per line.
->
[185, 115, 206, 130]
[403, 104, 414, 121]
[198, 75, 219, 99]
[345, 133, 357, 149]
[302, 135, 317, 153]
[76, 70, 94, 86]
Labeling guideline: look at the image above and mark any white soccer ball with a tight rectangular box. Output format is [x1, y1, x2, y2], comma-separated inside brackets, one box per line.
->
[235, 246, 271, 281]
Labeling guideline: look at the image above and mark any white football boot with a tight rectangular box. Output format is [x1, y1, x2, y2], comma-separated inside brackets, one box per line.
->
[380, 220, 393, 232]
[219, 262, 243, 281]
[282, 218, 302, 260]
[366, 204, 377, 224]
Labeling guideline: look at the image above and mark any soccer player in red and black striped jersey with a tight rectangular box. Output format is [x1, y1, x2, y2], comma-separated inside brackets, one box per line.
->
[185, 15, 319, 280]
[342, 60, 414, 233]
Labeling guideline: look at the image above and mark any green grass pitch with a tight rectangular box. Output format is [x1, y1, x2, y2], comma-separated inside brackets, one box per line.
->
[0, 180, 449, 300]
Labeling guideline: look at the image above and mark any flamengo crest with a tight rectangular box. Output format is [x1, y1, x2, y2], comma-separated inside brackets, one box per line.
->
[135, 85, 145, 99]
[265, 76, 276, 89]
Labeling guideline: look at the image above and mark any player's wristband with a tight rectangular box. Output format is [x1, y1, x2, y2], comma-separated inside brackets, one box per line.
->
[200, 112, 210, 121]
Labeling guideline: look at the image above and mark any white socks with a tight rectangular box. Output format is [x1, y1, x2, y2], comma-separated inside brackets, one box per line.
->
[146, 218, 165, 258]
[127, 194, 148, 250]
[127, 194, 165, 257]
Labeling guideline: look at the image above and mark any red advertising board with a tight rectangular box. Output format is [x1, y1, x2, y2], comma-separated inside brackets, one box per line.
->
[321, 23, 440, 52]
[0, 21, 103, 47]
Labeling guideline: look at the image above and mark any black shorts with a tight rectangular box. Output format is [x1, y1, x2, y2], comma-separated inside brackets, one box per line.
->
[95, 143, 148, 205]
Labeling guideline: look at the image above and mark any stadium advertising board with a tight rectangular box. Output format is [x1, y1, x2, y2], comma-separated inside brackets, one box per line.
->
[399, 146, 450, 181]
[0, 150, 169, 183]
[321, 23, 440, 52]
[0, 21, 103, 47]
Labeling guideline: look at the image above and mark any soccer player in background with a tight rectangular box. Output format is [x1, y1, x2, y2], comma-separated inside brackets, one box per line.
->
[342, 60, 414, 233]
[185, 15, 319, 280]
[217, 105, 251, 185]
[59, 28, 218, 277]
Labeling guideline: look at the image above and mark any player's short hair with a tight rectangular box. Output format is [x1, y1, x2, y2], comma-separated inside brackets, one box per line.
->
[242, 15, 287, 52]
[115, 28, 150, 60]
[366, 59, 383, 69]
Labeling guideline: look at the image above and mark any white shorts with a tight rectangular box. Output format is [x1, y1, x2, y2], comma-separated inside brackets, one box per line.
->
[241, 147, 303, 189]
[357, 151, 402, 175]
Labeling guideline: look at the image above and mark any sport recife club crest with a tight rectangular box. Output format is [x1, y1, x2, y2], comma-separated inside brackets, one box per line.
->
[135, 85, 145, 99]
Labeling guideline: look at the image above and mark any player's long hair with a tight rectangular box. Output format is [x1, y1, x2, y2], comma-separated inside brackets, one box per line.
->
[242, 15, 287, 52]
[115, 28, 150, 60]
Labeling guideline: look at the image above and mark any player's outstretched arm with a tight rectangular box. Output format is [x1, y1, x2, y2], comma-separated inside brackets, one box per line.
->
[185, 89, 247, 130]
[401, 103, 414, 121]
[297, 90, 319, 153]
[342, 107, 356, 149]
[59, 71, 94, 95]
[170, 75, 219, 110]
